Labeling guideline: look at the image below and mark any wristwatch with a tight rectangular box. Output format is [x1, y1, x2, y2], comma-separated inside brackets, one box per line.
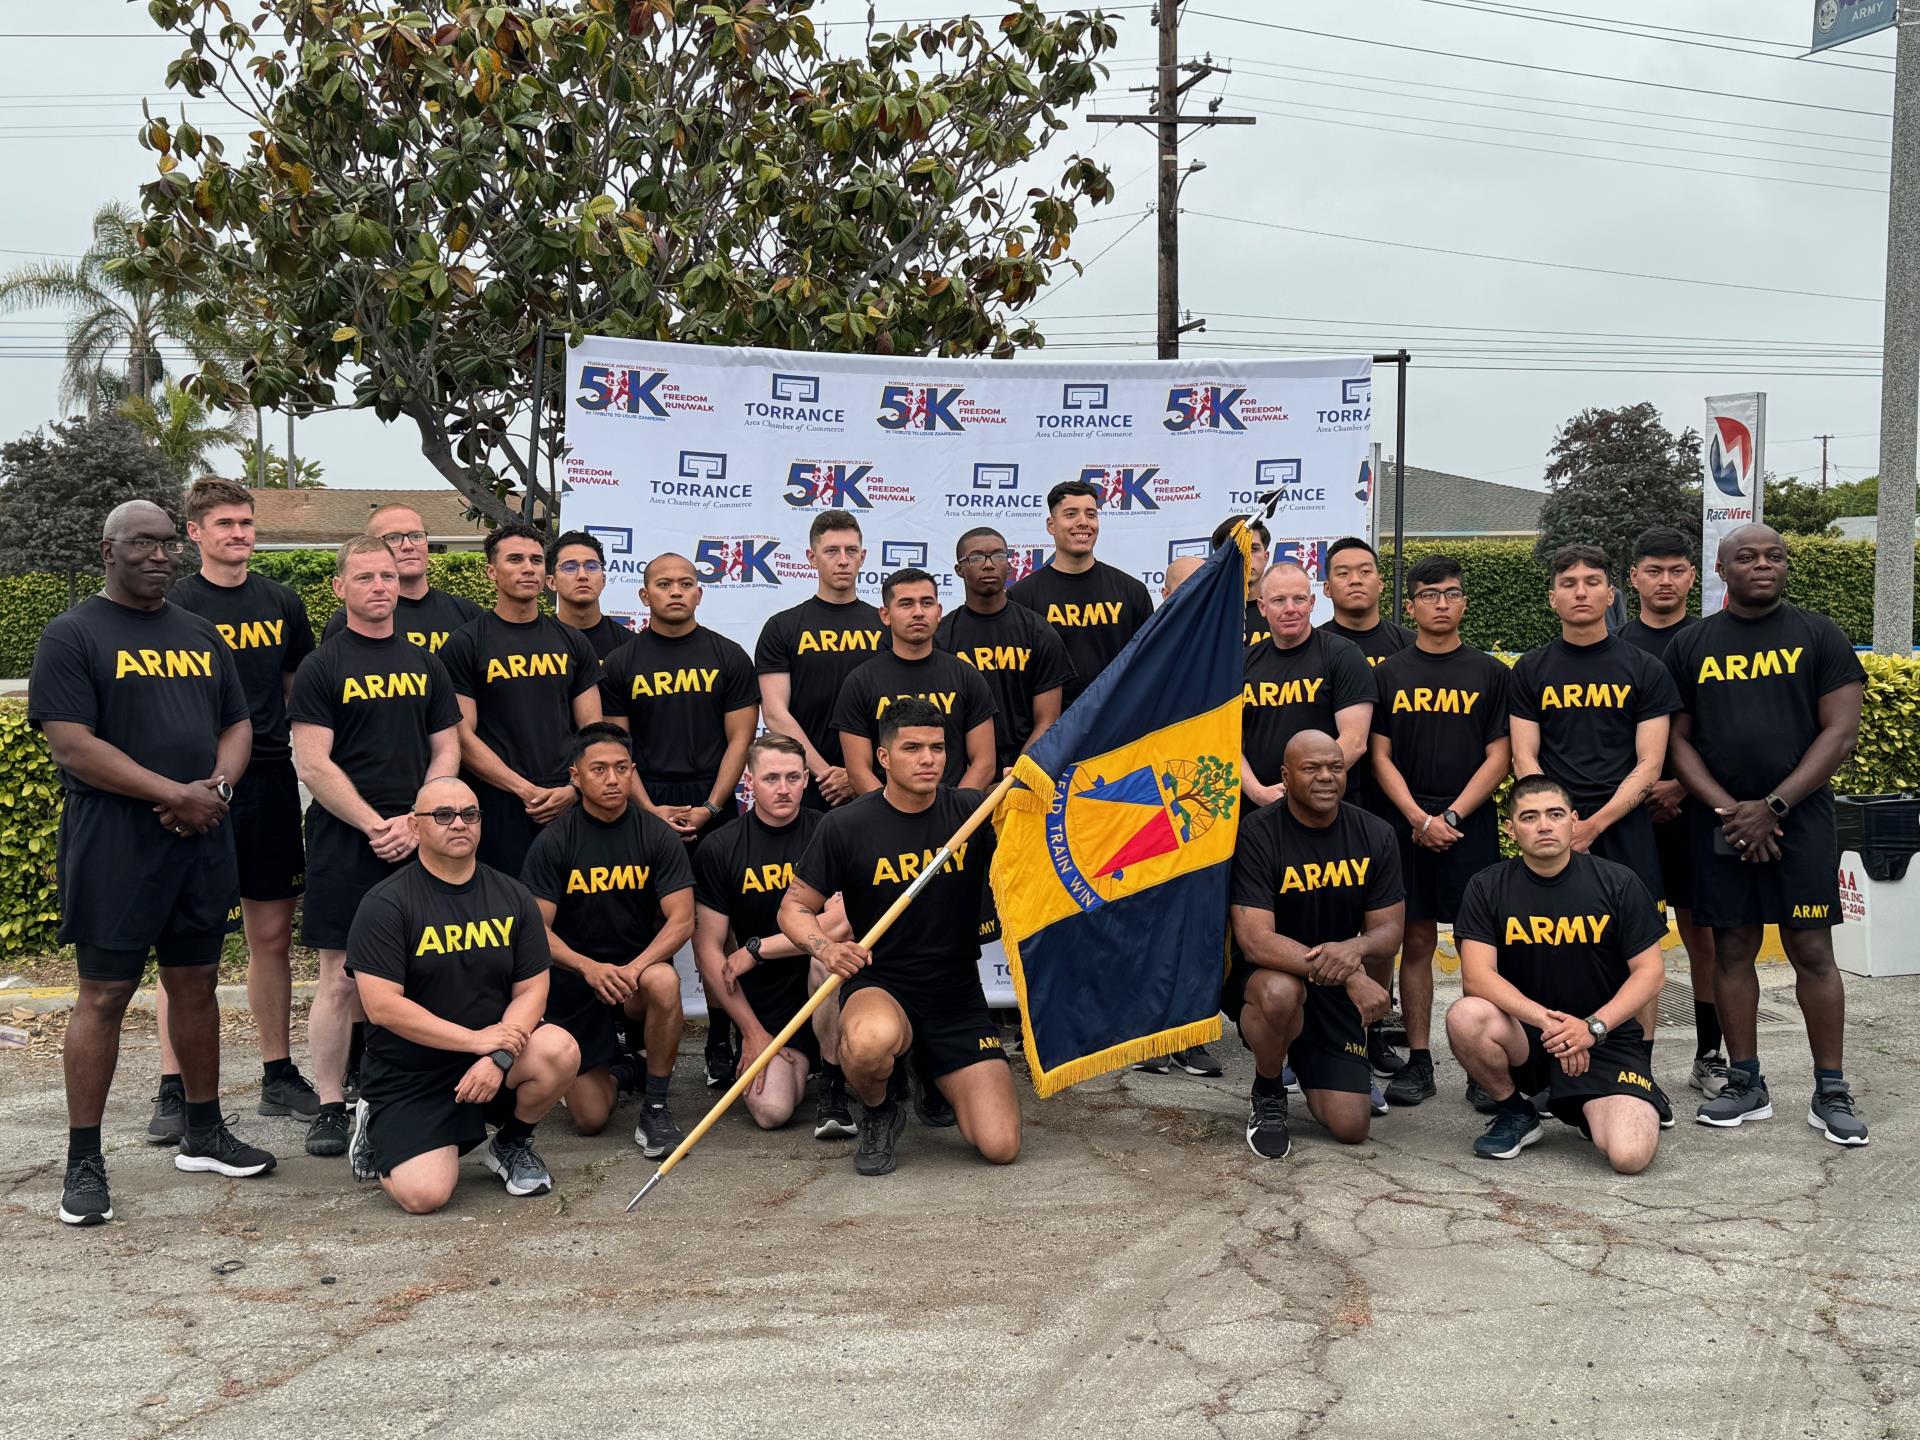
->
[744, 935, 763, 961]
[703, 800, 726, 818]
[1584, 1016, 1608, 1041]
[1765, 793, 1791, 818]
[214, 780, 234, 804]
[1442, 808, 1461, 830]
[489, 1048, 515, 1073]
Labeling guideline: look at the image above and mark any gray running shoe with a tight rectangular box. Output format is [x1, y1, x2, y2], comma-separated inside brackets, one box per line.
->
[147, 1086, 185, 1145]
[1696, 1071, 1773, 1128]
[1369, 1082, 1389, 1118]
[855, 1099, 908, 1177]
[1808, 1080, 1869, 1147]
[1173, 1045, 1224, 1077]
[1133, 1053, 1173, 1074]
[1688, 1052, 1731, 1099]
[258, 1064, 321, 1118]
[483, 1134, 552, 1197]
[348, 1099, 377, 1182]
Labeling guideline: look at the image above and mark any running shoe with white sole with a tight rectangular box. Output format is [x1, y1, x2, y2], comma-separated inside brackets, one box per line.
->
[1173, 1045, 1224, 1077]
[348, 1099, 377, 1182]
[1809, 1081, 1869, 1147]
[1245, 1090, 1292, 1159]
[633, 1102, 683, 1160]
[703, 1023, 736, 1090]
[1688, 1051, 1731, 1099]
[1473, 1106, 1543, 1160]
[175, 1119, 276, 1178]
[1282, 1063, 1301, 1094]
[483, 1134, 552, 1196]
[1649, 1079, 1676, 1131]
[1133, 1053, 1173, 1074]
[814, 1071, 856, 1139]
[57, 1153, 112, 1226]
[1696, 1072, 1773, 1128]
[1369, 1082, 1389, 1118]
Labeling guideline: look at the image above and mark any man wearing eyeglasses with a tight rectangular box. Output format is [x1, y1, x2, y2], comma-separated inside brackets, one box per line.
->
[935, 527, 1073, 773]
[290, 536, 462, 1160]
[1368, 555, 1512, 1107]
[32, 501, 275, 1227]
[546, 530, 632, 661]
[346, 776, 579, 1210]
[321, 503, 482, 654]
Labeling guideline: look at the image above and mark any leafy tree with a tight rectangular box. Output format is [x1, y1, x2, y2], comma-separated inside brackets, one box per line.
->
[234, 440, 327, 489]
[1534, 402, 1702, 576]
[128, 0, 1120, 524]
[118, 377, 252, 477]
[0, 416, 185, 592]
[1763, 474, 1842, 537]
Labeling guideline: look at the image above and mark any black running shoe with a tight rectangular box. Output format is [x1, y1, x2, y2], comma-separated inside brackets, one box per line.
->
[703, 1023, 735, 1090]
[1366, 1023, 1405, 1079]
[348, 1099, 377, 1182]
[147, 1086, 185, 1145]
[1465, 1078, 1499, 1115]
[1173, 1045, 1224, 1077]
[175, 1119, 276, 1178]
[58, 1153, 112, 1226]
[1649, 1078, 1676, 1131]
[1385, 1051, 1436, 1106]
[305, 1104, 350, 1157]
[910, 1067, 957, 1128]
[1245, 1090, 1292, 1159]
[1132, 1053, 1173, 1074]
[608, 1054, 644, 1099]
[813, 1072, 856, 1139]
[855, 1099, 908, 1177]
[258, 1064, 321, 1118]
[633, 1102, 683, 1160]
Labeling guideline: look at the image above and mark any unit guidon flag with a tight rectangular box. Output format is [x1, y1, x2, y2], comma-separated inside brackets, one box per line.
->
[991, 528, 1252, 1096]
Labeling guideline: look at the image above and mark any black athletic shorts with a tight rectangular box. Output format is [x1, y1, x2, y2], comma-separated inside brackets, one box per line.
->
[231, 756, 305, 902]
[361, 1055, 519, 1175]
[543, 967, 629, 1076]
[1398, 805, 1499, 925]
[1508, 1020, 1663, 1130]
[56, 792, 239, 952]
[1582, 803, 1667, 915]
[1220, 960, 1370, 1096]
[75, 928, 225, 983]
[474, 781, 545, 878]
[841, 971, 1006, 1079]
[300, 806, 408, 951]
[740, 961, 822, 1067]
[1689, 791, 1843, 931]
[1652, 807, 1692, 912]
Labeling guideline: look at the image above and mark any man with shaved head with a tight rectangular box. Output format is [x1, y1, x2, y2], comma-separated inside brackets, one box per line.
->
[347, 776, 579, 1211]
[1665, 524, 1869, 1144]
[32, 500, 276, 1225]
[1227, 730, 1404, 1158]
[321, 502, 482, 653]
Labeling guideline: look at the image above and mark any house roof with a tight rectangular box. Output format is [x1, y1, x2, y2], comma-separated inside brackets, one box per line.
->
[249, 488, 488, 546]
[1373, 463, 1547, 539]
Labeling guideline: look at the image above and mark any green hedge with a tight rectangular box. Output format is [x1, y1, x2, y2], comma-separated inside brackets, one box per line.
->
[248, 551, 497, 637]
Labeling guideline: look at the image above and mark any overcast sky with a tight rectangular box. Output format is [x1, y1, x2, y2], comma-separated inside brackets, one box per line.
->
[0, 0, 1899, 497]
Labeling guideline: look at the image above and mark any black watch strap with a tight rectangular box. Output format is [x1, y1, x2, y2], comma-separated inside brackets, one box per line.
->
[745, 935, 763, 960]
[489, 1048, 515, 1073]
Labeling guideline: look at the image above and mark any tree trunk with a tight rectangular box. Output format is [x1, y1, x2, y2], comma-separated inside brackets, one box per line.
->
[404, 398, 517, 528]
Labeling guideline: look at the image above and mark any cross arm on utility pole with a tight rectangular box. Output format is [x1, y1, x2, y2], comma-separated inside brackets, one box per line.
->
[1087, 114, 1256, 126]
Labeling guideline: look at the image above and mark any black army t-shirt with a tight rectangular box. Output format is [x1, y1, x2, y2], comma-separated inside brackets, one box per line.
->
[348, 861, 549, 1076]
[693, 808, 823, 1010]
[289, 629, 461, 817]
[1454, 853, 1664, 1020]
[172, 571, 314, 763]
[1242, 630, 1376, 785]
[1230, 801, 1403, 945]
[566, 614, 635, 663]
[934, 603, 1074, 770]
[1319, 618, 1414, 667]
[795, 786, 994, 992]
[1370, 644, 1511, 806]
[322, 586, 482, 654]
[440, 612, 601, 788]
[1007, 560, 1153, 707]
[521, 803, 693, 970]
[1619, 614, 1697, 662]
[1664, 603, 1865, 800]
[29, 595, 249, 796]
[753, 595, 887, 768]
[1508, 634, 1680, 809]
[600, 625, 758, 787]
[1244, 598, 1269, 650]
[831, 649, 998, 787]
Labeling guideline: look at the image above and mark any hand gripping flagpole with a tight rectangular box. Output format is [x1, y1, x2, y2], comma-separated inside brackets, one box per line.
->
[627, 769, 1022, 1210]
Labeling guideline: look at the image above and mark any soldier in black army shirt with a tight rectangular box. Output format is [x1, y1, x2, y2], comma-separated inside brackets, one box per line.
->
[547, 529, 634, 661]
[1241, 562, 1375, 808]
[1007, 479, 1153, 709]
[936, 527, 1074, 771]
[1319, 537, 1414, 666]
[319, 501, 482, 653]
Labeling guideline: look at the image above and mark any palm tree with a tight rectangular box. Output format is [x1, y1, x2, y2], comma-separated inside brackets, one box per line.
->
[0, 200, 210, 415]
[118, 378, 252, 478]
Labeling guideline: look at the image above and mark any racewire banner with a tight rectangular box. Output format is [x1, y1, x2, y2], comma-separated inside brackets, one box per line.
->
[562, 339, 1375, 1008]
[1702, 392, 1766, 613]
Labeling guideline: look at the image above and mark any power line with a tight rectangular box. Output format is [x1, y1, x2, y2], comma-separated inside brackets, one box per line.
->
[1182, 10, 1893, 119]
[1182, 210, 1884, 303]
[1429, 1, 1893, 62]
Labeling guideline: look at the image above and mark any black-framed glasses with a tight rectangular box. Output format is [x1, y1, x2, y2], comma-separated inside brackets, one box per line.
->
[109, 537, 186, 557]
[957, 549, 1012, 566]
[413, 806, 483, 826]
[379, 529, 429, 546]
[556, 559, 604, 575]
[1413, 588, 1466, 604]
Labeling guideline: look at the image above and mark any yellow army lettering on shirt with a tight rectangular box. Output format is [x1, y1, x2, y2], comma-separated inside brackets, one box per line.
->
[1244, 677, 1324, 708]
[626, 667, 719, 699]
[1537, 682, 1632, 710]
[1502, 914, 1612, 945]
[407, 630, 456, 652]
[1695, 647, 1804, 684]
[956, 645, 1032, 673]
[1792, 902, 1831, 920]
[565, 864, 652, 895]
[739, 861, 794, 896]
[114, 648, 215, 680]
[873, 691, 959, 716]
[871, 841, 970, 886]
[414, 915, 516, 955]
[1276, 857, 1371, 893]
[212, 618, 285, 650]
[484, 652, 571, 683]
[341, 672, 428, 704]
[1390, 687, 1482, 715]
[1045, 601, 1124, 627]
[795, 629, 883, 655]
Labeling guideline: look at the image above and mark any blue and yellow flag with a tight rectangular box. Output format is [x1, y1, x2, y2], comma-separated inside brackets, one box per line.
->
[991, 529, 1251, 1096]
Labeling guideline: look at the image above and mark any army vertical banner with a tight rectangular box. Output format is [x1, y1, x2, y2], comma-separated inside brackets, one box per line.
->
[1703, 392, 1766, 612]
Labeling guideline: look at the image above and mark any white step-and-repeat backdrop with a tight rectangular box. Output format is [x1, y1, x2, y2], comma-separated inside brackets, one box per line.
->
[561, 339, 1376, 1014]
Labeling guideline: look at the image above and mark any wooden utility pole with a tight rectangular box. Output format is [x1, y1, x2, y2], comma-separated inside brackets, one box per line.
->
[1816, 432, 1834, 490]
[1090, 7, 1253, 359]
